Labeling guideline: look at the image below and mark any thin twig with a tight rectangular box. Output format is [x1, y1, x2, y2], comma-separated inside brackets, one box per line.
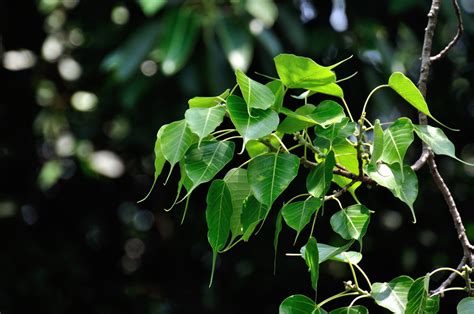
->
[431, 257, 466, 296]
[430, 0, 464, 62]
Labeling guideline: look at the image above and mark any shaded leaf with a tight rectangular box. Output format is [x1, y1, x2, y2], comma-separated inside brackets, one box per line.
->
[380, 118, 414, 167]
[139, 127, 166, 202]
[224, 168, 251, 241]
[205, 180, 233, 286]
[185, 106, 226, 145]
[317, 241, 356, 264]
[388, 72, 453, 130]
[330, 204, 371, 241]
[266, 80, 285, 112]
[274, 211, 283, 272]
[406, 275, 439, 314]
[248, 153, 300, 207]
[278, 104, 317, 133]
[241, 195, 269, 241]
[159, 8, 200, 75]
[302, 237, 319, 290]
[227, 95, 279, 147]
[371, 276, 414, 314]
[329, 306, 368, 314]
[282, 198, 321, 242]
[244, 135, 280, 158]
[315, 118, 356, 146]
[306, 151, 335, 198]
[188, 89, 229, 108]
[370, 119, 384, 165]
[275, 54, 336, 89]
[236, 70, 275, 111]
[161, 120, 197, 167]
[308, 100, 346, 127]
[414, 125, 474, 166]
[279, 294, 315, 314]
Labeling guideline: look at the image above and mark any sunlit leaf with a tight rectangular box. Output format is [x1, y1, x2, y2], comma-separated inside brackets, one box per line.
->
[279, 294, 316, 314]
[184, 141, 235, 192]
[317, 241, 356, 264]
[414, 125, 474, 166]
[380, 118, 414, 167]
[217, 16, 253, 72]
[329, 138, 361, 199]
[236, 70, 275, 111]
[329, 306, 368, 314]
[161, 120, 197, 168]
[315, 118, 356, 147]
[138, 0, 166, 16]
[227, 95, 279, 147]
[302, 237, 319, 290]
[388, 72, 453, 130]
[185, 106, 226, 145]
[308, 100, 346, 127]
[241, 195, 269, 241]
[274, 54, 336, 89]
[306, 151, 335, 198]
[245, 135, 280, 158]
[282, 198, 321, 242]
[278, 104, 317, 133]
[296, 83, 344, 98]
[266, 80, 285, 112]
[330, 204, 371, 241]
[188, 89, 229, 108]
[205, 179, 233, 286]
[367, 163, 418, 222]
[248, 153, 300, 207]
[371, 276, 414, 314]
[224, 168, 251, 241]
[406, 275, 440, 314]
[370, 119, 384, 165]
[158, 8, 200, 75]
[457, 297, 474, 314]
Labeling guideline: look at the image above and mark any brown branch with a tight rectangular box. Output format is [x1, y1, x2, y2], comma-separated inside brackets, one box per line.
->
[430, 0, 464, 62]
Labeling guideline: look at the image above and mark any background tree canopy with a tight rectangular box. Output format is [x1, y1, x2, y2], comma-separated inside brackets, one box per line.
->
[2, 0, 474, 313]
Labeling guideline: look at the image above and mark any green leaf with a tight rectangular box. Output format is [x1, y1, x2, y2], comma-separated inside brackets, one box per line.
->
[330, 139, 361, 199]
[315, 118, 356, 146]
[245, 136, 280, 158]
[330, 204, 371, 241]
[241, 195, 269, 241]
[217, 16, 253, 72]
[278, 104, 317, 133]
[161, 120, 197, 168]
[371, 276, 414, 314]
[282, 198, 321, 242]
[331, 251, 362, 264]
[317, 241, 356, 264]
[244, 0, 278, 27]
[236, 70, 275, 111]
[309, 100, 346, 127]
[367, 163, 418, 222]
[266, 80, 285, 112]
[388, 72, 453, 130]
[139, 127, 166, 202]
[158, 8, 200, 75]
[406, 275, 439, 314]
[205, 179, 233, 287]
[302, 237, 319, 291]
[274, 210, 283, 273]
[248, 153, 300, 207]
[370, 119, 384, 166]
[380, 118, 414, 167]
[227, 95, 279, 147]
[297, 83, 344, 98]
[184, 141, 235, 192]
[329, 306, 368, 314]
[185, 106, 226, 145]
[414, 125, 474, 166]
[457, 297, 474, 314]
[138, 0, 166, 16]
[274, 54, 336, 89]
[279, 294, 316, 314]
[224, 168, 251, 241]
[306, 151, 335, 198]
[188, 89, 229, 108]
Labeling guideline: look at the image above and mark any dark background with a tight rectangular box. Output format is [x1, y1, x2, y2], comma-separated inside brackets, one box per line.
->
[2, 0, 474, 313]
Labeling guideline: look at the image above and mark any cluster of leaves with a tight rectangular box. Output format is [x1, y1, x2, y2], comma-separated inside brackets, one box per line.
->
[144, 53, 474, 313]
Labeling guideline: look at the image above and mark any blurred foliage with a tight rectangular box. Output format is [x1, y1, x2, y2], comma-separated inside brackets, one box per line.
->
[2, 0, 474, 313]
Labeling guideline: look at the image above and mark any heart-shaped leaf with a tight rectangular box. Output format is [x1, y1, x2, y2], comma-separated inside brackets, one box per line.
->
[388, 72, 453, 130]
[330, 204, 371, 241]
[227, 95, 279, 147]
[185, 106, 226, 145]
[282, 198, 322, 242]
[406, 275, 440, 314]
[457, 297, 474, 314]
[248, 153, 300, 207]
[371, 276, 414, 314]
[414, 125, 474, 166]
[279, 295, 316, 314]
[205, 179, 233, 286]
[274, 54, 336, 89]
[236, 70, 275, 112]
[308, 100, 346, 127]
[380, 118, 414, 168]
[161, 120, 197, 168]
